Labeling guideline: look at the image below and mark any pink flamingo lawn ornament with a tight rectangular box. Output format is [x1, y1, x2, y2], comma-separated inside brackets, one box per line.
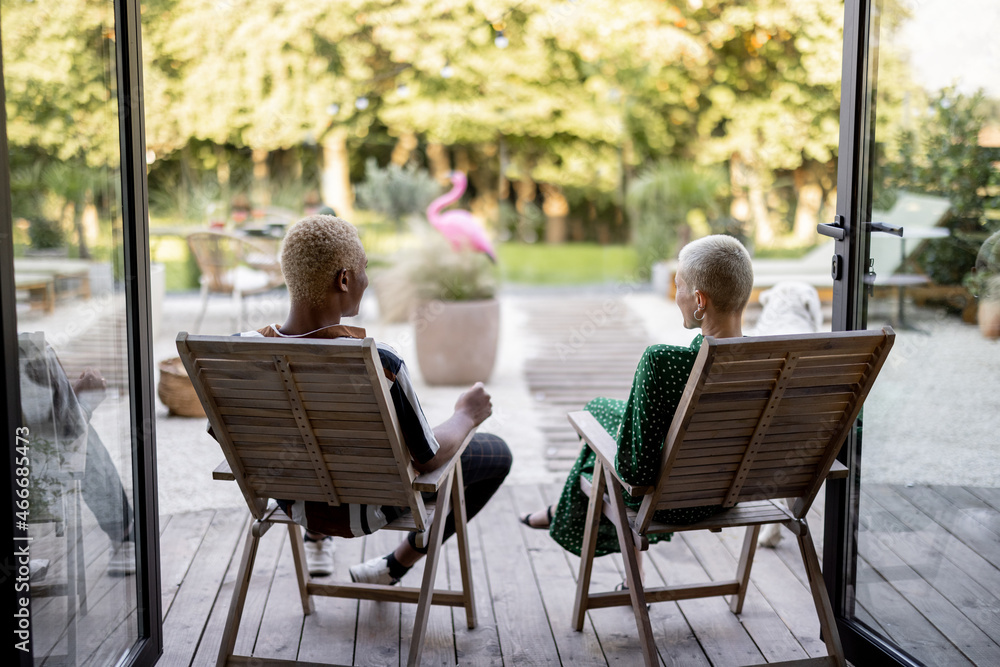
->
[426, 171, 497, 262]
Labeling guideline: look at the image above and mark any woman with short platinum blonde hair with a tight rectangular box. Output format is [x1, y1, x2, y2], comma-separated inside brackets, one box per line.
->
[521, 235, 755, 563]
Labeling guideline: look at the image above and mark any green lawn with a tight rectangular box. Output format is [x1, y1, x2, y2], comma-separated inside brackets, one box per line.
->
[152, 232, 642, 291]
[497, 242, 639, 285]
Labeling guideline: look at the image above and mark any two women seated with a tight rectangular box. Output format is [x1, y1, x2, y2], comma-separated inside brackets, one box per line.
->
[262, 215, 752, 580]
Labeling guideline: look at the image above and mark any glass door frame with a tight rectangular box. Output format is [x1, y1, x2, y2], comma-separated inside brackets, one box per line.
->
[0, 0, 163, 664]
[825, 0, 922, 664]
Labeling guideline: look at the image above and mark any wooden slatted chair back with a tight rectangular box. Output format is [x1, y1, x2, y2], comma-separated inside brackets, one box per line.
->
[176, 333, 428, 529]
[636, 328, 894, 531]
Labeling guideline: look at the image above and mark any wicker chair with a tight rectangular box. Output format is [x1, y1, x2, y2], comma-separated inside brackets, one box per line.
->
[186, 231, 285, 333]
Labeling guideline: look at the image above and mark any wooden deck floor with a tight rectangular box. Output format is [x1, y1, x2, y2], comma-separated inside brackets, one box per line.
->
[143, 482, 1000, 666]
[30, 482, 1000, 666]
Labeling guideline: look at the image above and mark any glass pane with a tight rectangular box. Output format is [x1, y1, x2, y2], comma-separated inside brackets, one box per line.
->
[854, 0, 1000, 664]
[3, 0, 139, 664]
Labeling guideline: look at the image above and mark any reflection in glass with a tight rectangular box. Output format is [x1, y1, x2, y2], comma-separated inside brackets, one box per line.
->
[854, 1, 1000, 664]
[3, 0, 139, 664]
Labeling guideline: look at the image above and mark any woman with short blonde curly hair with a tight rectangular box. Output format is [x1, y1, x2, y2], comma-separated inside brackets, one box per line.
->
[236, 214, 512, 586]
[280, 215, 367, 308]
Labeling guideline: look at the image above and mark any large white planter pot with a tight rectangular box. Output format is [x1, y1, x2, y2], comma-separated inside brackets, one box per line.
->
[413, 299, 500, 386]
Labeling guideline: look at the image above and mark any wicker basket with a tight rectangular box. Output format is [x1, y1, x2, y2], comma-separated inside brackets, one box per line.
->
[157, 357, 207, 418]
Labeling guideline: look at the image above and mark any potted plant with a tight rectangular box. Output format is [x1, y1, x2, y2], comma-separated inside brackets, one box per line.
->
[380, 234, 500, 385]
[965, 229, 1000, 339]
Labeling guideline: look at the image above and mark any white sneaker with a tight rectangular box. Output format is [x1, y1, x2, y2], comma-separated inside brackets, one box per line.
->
[107, 542, 136, 576]
[349, 555, 398, 586]
[304, 536, 335, 577]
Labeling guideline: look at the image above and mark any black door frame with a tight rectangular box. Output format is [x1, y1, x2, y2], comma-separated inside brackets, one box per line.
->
[0, 0, 162, 664]
[824, 0, 922, 664]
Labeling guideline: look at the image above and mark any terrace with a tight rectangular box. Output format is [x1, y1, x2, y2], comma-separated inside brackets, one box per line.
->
[26, 286, 1000, 666]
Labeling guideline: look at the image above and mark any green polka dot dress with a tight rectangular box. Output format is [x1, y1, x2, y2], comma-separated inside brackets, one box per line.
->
[549, 334, 725, 557]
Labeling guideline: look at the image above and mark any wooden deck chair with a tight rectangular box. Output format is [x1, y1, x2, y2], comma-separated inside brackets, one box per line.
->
[568, 328, 895, 667]
[175, 333, 477, 667]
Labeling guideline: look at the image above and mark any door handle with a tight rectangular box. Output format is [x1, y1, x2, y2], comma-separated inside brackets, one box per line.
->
[868, 221, 903, 236]
[818, 215, 846, 240]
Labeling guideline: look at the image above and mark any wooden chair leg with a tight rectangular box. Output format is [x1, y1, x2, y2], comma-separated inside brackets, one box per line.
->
[450, 460, 477, 629]
[797, 521, 846, 667]
[408, 468, 455, 667]
[287, 524, 314, 616]
[603, 466, 657, 667]
[217, 517, 262, 667]
[573, 458, 607, 631]
[193, 283, 210, 333]
[730, 524, 761, 614]
[65, 485, 79, 666]
[74, 480, 88, 615]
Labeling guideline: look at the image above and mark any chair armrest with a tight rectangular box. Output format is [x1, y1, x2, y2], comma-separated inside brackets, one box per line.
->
[213, 459, 235, 481]
[827, 460, 848, 480]
[567, 411, 649, 497]
[412, 429, 476, 493]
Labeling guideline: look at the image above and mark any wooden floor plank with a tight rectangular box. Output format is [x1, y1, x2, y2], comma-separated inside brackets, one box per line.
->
[152, 482, 1000, 667]
[855, 553, 974, 667]
[648, 535, 764, 667]
[160, 508, 249, 667]
[478, 487, 561, 665]
[892, 485, 1000, 571]
[191, 518, 286, 666]
[296, 534, 364, 665]
[866, 486, 1000, 603]
[160, 510, 216, 619]
[930, 486, 1000, 540]
[966, 486, 1000, 515]
[521, 299, 651, 474]
[857, 500, 1000, 665]
[509, 484, 608, 666]
[715, 527, 828, 659]
[399, 527, 457, 667]
[536, 478, 663, 667]
[252, 535, 308, 661]
[40, 531, 140, 667]
[598, 512, 713, 667]
[446, 513, 503, 666]
[683, 529, 810, 664]
[353, 529, 401, 666]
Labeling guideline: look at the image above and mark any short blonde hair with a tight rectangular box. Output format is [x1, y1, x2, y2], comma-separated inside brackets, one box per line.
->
[281, 215, 366, 307]
[677, 235, 754, 314]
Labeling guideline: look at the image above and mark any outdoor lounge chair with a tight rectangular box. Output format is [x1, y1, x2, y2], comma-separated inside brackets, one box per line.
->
[175, 333, 476, 667]
[567, 328, 895, 667]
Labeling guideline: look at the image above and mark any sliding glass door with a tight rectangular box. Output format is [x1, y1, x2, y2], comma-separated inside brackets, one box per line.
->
[0, 1, 160, 665]
[830, 0, 1000, 664]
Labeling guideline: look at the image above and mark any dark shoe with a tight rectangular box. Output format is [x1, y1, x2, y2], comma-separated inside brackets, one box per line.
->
[519, 505, 554, 529]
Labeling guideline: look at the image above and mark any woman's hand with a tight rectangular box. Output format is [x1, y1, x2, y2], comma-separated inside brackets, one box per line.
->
[73, 368, 106, 394]
[420, 383, 492, 474]
[454, 382, 492, 428]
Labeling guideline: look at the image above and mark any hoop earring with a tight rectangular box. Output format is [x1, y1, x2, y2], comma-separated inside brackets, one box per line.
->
[694, 308, 705, 321]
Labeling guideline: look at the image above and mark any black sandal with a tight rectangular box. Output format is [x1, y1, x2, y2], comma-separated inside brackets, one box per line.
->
[519, 505, 554, 529]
